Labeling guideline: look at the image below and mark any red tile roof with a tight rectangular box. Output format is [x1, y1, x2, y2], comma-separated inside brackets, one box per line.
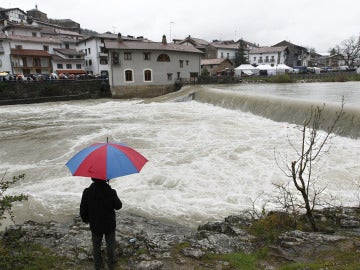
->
[11, 49, 51, 57]
[250, 46, 288, 54]
[56, 69, 86, 74]
[8, 35, 62, 44]
[201, 58, 233, 65]
[105, 40, 203, 54]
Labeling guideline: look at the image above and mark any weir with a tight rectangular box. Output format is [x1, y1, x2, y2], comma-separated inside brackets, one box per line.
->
[193, 87, 360, 139]
[150, 85, 360, 139]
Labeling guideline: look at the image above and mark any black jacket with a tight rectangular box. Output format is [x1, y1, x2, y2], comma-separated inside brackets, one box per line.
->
[80, 180, 122, 234]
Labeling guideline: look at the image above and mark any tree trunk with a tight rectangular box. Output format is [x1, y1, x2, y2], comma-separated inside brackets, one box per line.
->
[301, 190, 318, 231]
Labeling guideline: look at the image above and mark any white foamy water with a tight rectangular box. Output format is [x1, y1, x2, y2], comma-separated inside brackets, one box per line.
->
[1, 84, 360, 228]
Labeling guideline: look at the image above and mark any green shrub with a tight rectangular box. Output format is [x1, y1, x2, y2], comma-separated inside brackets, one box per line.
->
[0, 228, 65, 270]
[248, 212, 296, 244]
[206, 248, 268, 270]
[268, 74, 296, 83]
[0, 173, 28, 226]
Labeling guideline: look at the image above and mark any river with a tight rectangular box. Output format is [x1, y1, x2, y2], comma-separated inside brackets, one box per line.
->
[1, 82, 359, 228]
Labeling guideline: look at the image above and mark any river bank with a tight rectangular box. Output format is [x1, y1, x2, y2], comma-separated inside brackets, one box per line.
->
[1, 207, 360, 269]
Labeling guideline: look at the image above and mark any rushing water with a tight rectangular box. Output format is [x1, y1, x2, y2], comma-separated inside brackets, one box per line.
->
[1, 82, 360, 228]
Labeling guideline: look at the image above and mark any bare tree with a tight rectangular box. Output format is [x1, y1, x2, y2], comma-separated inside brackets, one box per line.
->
[275, 99, 345, 231]
[272, 181, 301, 227]
[341, 35, 360, 67]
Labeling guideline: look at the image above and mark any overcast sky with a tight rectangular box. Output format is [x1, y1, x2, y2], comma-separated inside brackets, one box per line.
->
[5, 0, 360, 53]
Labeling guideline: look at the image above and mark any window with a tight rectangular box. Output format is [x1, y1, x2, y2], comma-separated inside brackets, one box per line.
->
[15, 45, 22, 49]
[33, 57, 41, 67]
[65, 43, 70, 49]
[100, 57, 108, 65]
[144, 69, 152, 81]
[144, 52, 151, 60]
[43, 45, 49, 51]
[100, 70, 108, 76]
[76, 64, 82, 69]
[32, 32, 36, 37]
[179, 60, 184, 68]
[57, 63, 63, 69]
[221, 52, 224, 58]
[112, 52, 119, 65]
[226, 53, 229, 59]
[69, 55, 74, 59]
[253, 57, 256, 62]
[157, 53, 170, 62]
[100, 47, 107, 53]
[88, 48, 91, 54]
[125, 69, 133, 82]
[124, 52, 132, 60]
[167, 73, 173, 81]
[265, 56, 269, 62]
[271, 56, 275, 62]
[22, 57, 27, 67]
[66, 64, 72, 69]
[89, 60, 92, 66]
[186, 60, 189, 66]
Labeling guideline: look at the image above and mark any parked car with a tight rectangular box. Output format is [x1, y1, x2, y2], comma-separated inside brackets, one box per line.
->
[338, 66, 349, 71]
[293, 66, 308, 74]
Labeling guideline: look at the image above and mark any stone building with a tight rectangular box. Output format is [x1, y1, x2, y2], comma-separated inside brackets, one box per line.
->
[272, 40, 310, 67]
[201, 58, 234, 75]
[105, 34, 203, 98]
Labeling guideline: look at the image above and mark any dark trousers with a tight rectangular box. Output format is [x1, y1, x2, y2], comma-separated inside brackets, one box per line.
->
[91, 231, 117, 270]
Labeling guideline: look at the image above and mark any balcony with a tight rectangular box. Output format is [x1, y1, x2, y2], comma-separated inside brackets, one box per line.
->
[98, 52, 108, 57]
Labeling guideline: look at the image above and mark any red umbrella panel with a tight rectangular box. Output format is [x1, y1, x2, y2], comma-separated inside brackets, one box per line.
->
[66, 142, 148, 180]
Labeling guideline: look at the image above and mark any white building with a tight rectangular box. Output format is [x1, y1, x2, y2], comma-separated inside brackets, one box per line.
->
[249, 46, 288, 66]
[0, 8, 28, 26]
[77, 33, 148, 77]
[0, 33, 11, 72]
[0, 6, 84, 75]
[52, 48, 85, 75]
[77, 33, 118, 77]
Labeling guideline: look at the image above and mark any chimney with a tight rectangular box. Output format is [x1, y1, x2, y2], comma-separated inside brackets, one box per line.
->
[117, 32, 123, 42]
[162, 35, 167, 45]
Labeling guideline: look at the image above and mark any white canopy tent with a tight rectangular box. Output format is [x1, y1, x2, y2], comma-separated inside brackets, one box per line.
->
[257, 64, 276, 76]
[234, 64, 259, 77]
[275, 64, 293, 74]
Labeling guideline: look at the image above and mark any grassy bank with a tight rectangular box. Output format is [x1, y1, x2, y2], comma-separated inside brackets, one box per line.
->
[240, 73, 360, 84]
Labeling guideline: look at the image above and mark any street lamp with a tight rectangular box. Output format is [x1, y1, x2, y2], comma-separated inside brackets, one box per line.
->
[169, 21, 175, 42]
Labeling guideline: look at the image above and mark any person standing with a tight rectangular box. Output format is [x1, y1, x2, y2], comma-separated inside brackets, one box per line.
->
[80, 178, 122, 270]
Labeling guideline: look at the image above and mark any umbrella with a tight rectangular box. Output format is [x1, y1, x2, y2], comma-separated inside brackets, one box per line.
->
[66, 140, 148, 181]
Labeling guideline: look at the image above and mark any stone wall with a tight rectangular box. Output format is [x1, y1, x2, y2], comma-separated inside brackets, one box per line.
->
[0, 80, 111, 105]
[111, 83, 182, 99]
